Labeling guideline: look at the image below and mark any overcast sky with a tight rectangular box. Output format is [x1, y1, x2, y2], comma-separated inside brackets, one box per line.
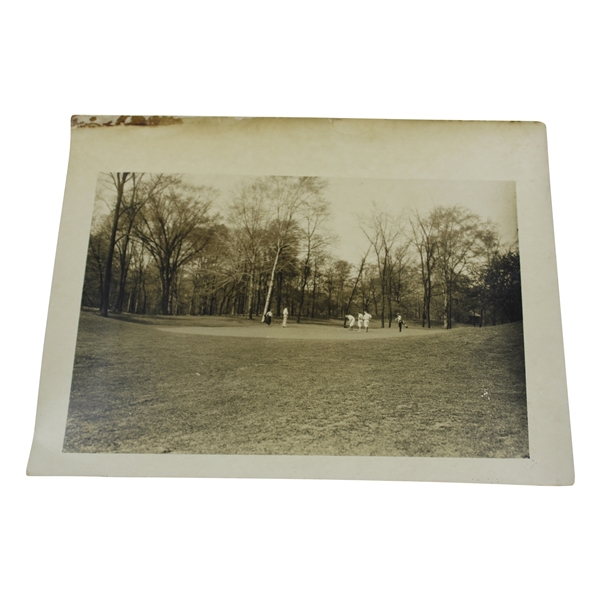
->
[181, 174, 518, 264]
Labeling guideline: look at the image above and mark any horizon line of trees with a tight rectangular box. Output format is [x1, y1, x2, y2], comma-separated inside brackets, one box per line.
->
[82, 172, 523, 328]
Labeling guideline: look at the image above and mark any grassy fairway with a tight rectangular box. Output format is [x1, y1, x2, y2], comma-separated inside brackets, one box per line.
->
[64, 311, 528, 458]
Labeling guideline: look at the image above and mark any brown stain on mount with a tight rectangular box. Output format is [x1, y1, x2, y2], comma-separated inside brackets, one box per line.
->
[71, 115, 184, 128]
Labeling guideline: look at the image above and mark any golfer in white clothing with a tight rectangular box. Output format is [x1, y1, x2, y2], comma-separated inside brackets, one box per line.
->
[363, 311, 372, 331]
[357, 312, 364, 331]
[346, 314, 356, 330]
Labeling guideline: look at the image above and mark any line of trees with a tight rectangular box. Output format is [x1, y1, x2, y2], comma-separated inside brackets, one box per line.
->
[365, 204, 523, 329]
[82, 172, 522, 327]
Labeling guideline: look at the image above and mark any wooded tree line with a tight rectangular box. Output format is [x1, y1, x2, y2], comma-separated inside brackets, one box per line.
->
[82, 172, 522, 328]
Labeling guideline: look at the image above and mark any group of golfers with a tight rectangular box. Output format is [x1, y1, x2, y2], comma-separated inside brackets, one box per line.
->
[264, 307, 287, 326]
[345, 312, 405, 332]
[345, 312, 372, 332]
[263, 307, 405, 331]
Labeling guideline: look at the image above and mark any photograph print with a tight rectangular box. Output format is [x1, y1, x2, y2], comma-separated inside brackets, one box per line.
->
[63, 172, 528, 458]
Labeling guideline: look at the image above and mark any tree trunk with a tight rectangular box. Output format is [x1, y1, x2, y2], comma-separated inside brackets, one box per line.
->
[161, 267, 171, 315]
[343, 256, 366, 326]
[311, 259, 318, 319]
[262, 245, 281, 321]
[247, 267, 254, 319]
[296, 256, 310, 323]
[114, 244, 130, 313]
[256, 273, 263, 318]
[422, 274, 432, 328]
[444, 283, 453, 329]
[443, 293, 448, 329]
[100, 172, 129, 317]
[380, 263, 386, 328]
[276, 271, 283, 316]
[219, 289, 228, 316]
[387, 271, 393, 328]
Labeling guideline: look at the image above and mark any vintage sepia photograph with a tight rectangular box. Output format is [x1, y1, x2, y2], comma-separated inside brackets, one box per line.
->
[7, 4, 594, 599]
[26, 116, 572, 483]
[63, 172, 528, 459]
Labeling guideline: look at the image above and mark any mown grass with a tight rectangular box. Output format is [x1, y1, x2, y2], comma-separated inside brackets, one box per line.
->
[64, 311, 529, 458]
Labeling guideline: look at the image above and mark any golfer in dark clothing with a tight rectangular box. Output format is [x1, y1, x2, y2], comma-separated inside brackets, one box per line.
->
[395, 314, 403, 332]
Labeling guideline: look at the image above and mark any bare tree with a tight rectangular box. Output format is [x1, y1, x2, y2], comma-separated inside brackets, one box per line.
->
[82, 214, 111, 308]
[430, 206, 490, 329]
[259, 177, 326, 322]
[112, 174, 173, 312]
[323, 259, 351, 319]
[227, 179, 271, 319]
[410, 210, 438, 328]
[295, 187, 331, 322]
[389, 237, 415, 319]
[343, 253, 368, 326]
[360, 206, 403, 327]
[94, 173, 174, 315]
[100, 172, 132, 316]
[134, 178, 217, 315]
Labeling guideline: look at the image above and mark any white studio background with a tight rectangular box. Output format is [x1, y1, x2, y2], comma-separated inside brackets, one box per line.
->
[0, 1, 597, 598]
